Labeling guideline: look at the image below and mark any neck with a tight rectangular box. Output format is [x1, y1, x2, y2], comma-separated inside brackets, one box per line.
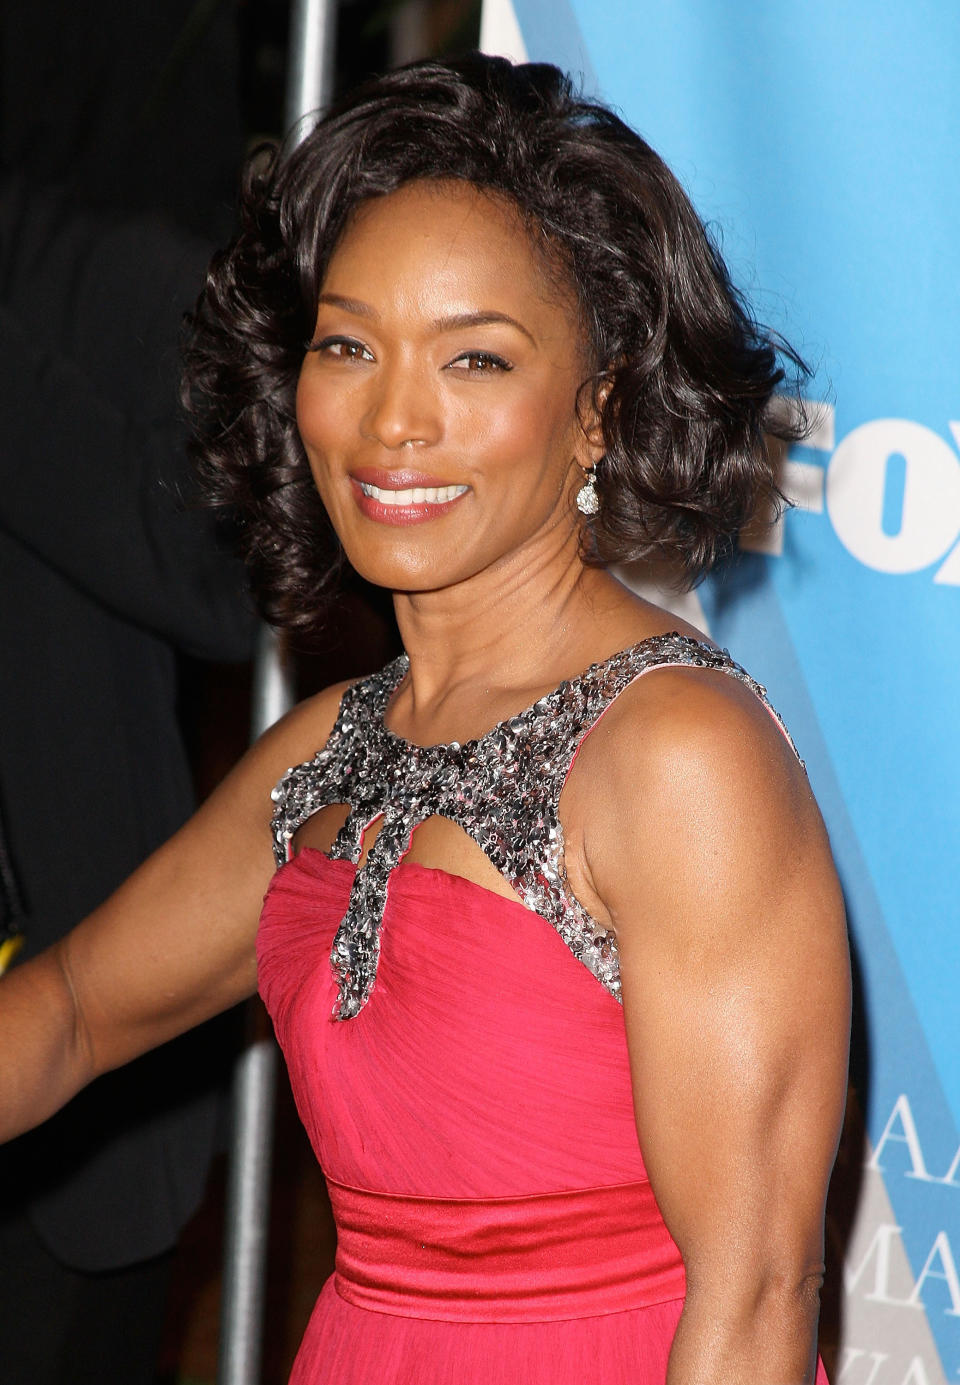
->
[391, 539, 625, 713]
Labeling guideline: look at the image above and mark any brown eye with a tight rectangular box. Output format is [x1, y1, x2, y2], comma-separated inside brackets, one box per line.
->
[310, 336, 374, 361]
[448, 351, 513, 374]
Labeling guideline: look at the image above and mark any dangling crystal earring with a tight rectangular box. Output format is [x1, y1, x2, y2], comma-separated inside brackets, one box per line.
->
[575, 464, 600, 516]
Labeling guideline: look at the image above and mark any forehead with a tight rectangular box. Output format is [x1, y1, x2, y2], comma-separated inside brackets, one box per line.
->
[322, 179, 578, 322]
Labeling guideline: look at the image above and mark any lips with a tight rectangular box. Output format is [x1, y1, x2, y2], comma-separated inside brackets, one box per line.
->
[349, 468, 470, 526]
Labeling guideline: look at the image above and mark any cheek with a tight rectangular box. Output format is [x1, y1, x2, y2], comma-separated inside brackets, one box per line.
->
[467, 382, 578, 469]
[295, 373, 341, 511]
[295, 366, 328, 452]
[296, 358, 364, 445]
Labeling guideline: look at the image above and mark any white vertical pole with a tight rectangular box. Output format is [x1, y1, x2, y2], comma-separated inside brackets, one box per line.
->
[217, 3, 337, 1379]
[217, 630, 293, 1385]
[479, 0, 528, 61]
[285, 0, 337, 140]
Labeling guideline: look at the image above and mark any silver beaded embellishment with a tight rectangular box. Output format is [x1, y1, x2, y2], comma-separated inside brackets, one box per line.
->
[270, 633, 801, 1021]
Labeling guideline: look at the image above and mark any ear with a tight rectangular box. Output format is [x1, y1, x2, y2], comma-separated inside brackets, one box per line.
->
[575, 373, 612, 466]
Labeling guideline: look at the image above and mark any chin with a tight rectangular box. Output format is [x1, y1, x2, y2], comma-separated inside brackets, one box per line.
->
[340, 543, 466, 596]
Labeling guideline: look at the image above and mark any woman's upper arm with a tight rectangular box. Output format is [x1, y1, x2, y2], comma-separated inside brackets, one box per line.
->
[57, 680, 351, 1075]
[583, 669, 850, 1306]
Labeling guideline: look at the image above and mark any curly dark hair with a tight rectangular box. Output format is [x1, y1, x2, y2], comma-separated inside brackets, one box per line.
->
[184, 52, 808, 635]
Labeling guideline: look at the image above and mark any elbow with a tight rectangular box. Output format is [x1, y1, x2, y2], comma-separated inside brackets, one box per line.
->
[682, 1256, 825, 1365]
[749, 1261, 825, 1327]
[55, 939, 98, 1084]
[704, 1256, 824, 1320]
[0, 943, 98, 1143]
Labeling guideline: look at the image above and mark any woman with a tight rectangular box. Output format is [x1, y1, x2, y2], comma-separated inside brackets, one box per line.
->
[2, 55, 849, 1383]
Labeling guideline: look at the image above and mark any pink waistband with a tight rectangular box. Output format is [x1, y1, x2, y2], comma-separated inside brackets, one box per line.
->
[327, 1177, 686, 1324]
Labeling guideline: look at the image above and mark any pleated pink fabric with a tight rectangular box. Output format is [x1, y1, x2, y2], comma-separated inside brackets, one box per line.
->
[257, 850, 830, 1383]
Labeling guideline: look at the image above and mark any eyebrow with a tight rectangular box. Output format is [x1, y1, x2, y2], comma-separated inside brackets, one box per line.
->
[316, 294, 537, 347]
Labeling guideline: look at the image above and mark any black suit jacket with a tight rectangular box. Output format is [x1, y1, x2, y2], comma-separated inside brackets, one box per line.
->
[0, 175, 256, 1270]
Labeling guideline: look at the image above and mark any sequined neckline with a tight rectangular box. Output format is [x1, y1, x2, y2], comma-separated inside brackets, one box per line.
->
[270, 632, 801, 1020]
[378, 643, 680, 753]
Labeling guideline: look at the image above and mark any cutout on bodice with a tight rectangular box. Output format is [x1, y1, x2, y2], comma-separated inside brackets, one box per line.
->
[294, 810, 528, 906]
[270, 633, 800, 1020]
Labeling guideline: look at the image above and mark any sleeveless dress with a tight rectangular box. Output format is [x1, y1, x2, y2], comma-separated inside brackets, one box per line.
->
[258, 633, 830, 1383]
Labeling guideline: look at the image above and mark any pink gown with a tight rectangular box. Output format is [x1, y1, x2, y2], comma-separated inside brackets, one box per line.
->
[257, 635, 831, 1383]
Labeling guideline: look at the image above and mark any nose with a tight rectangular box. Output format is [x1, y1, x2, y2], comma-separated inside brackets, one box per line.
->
[361, 355, 442, 450]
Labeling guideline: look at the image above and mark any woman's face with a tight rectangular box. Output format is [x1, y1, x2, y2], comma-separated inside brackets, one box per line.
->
[296, 179, 600, 595]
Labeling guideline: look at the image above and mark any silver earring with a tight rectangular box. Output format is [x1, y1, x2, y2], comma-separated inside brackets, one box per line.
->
[576, 464, 600, 516]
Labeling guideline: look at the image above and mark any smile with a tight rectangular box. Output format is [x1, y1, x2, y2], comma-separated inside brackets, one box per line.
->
[357, 482, 469, 506]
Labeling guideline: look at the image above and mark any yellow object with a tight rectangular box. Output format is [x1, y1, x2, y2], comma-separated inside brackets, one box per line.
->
[0, 932, 24, 976]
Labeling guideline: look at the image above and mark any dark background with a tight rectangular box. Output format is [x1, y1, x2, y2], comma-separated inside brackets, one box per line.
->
[157, 6, 480, 1382]
[2, 4, 476, 1382]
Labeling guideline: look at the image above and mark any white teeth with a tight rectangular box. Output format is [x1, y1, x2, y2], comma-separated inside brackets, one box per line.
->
[358, 482, 468, 506]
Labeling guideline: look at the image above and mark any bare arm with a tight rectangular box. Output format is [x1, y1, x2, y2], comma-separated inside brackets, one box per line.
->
[580, 669, 850, 1383]
[0, 682, 349, 1141]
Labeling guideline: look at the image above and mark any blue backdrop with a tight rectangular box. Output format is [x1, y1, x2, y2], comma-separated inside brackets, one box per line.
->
[483, 2, 960, 1378]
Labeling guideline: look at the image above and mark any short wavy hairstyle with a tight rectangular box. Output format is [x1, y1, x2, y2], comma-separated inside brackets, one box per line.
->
[184, 52, 808, 635]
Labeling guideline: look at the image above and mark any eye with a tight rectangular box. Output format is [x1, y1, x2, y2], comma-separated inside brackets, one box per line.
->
[308, 335, 375, 362]
[447, 351, 513, 375]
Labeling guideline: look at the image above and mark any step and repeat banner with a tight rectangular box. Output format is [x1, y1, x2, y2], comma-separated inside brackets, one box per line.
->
[480, 2, 960, 1381]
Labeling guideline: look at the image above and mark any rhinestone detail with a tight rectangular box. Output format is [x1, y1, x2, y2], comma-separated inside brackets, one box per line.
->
[270, 633, 801, 1020]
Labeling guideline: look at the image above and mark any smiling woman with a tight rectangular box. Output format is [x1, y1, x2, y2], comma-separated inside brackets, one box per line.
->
[294, 179, 600, 592]
[186, 53, 809, 636]
[1, 53, 849, 1385]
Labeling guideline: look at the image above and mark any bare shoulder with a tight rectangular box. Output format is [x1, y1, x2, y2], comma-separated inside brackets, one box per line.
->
[621, 657, 800, 781]
[576, 657, 810, 825]
[569, 659, 837, 945]
[207, 675, 359, 837]
[254, 676, 357, 779]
